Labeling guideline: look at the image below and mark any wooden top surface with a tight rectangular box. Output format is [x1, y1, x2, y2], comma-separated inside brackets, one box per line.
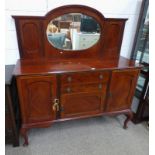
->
[13, 56, 142, 76]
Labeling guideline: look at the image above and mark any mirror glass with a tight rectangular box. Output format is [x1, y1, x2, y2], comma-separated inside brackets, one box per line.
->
[46, 13, 101, 51]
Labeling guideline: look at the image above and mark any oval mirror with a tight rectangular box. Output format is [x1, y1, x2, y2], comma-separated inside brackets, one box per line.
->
[46, 13, 101, 51]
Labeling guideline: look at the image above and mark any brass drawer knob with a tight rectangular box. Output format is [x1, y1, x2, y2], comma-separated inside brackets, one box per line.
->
[67, 77, 72, 82]
[66, 87, 71, 93]
[98, 84, 102, 89]
[99, 74, 103, 79]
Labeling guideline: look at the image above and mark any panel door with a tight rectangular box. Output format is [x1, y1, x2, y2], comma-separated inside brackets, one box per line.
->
[17, 75, 57, 124]
[106, 70, 139, 112]
[61, 92, 105, 118]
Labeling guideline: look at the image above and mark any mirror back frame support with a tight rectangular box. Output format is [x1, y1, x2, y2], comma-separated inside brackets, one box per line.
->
[12, 5, 127, 60]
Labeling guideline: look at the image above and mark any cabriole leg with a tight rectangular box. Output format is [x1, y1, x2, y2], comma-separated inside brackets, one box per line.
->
[20, 128, 29, 146]
[123, 111, 133, 129]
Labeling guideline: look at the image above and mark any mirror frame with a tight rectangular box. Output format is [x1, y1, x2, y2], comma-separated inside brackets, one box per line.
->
[44, 5, 105, 59]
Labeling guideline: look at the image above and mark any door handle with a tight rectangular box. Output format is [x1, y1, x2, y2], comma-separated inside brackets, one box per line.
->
[53, 99, 59, 111]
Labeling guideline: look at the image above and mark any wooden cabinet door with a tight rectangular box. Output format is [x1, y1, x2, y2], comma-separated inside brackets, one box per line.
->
[61, 90, 106, 119]
[17, 75, 57, 124]
[106, 70, 139, 112]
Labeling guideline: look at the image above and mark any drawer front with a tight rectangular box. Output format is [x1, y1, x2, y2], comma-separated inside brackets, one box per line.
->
[61, 71, 110, 85]
[61, 83, 107, 94]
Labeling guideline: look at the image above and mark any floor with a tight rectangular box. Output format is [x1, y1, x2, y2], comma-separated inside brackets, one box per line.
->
[5, 115, 149, 155]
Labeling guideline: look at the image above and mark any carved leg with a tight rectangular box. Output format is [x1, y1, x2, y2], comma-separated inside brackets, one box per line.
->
[123, 111, 133, 129]
[20, 128, 29, 146]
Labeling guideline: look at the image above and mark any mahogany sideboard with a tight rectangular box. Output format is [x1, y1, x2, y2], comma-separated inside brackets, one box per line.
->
[12, 5, 142, 146]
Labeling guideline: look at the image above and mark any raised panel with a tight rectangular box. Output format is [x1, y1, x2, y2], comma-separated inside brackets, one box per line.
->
[105, 24, 120, 49]
[22, 23, 40, 52]
[16, 19, 44, 58]
[103, 20, 126, 58]
[17, 75, 57, 124]
[106, 70, 139, 112]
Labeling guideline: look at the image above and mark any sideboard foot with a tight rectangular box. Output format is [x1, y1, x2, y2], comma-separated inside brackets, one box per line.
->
[20, 128, 29, 146]
[123, 111, 133, 129]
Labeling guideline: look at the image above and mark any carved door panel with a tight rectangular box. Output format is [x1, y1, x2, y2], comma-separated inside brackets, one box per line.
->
[106, 70, 139, 112]
[17, 75, 57, 124]
[61, 92, 105, 118]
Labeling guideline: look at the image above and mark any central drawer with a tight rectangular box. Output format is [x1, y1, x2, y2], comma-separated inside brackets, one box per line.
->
[61, 71, 110, 85]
